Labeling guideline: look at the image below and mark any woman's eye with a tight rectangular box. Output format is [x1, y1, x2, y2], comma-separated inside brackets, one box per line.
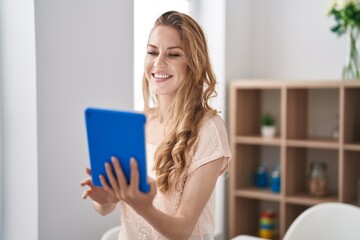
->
[147, 51, 158, 56]
[168, 53, 180, 58]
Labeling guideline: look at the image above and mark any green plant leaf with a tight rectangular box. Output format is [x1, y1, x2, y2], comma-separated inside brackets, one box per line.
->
[331, 24, 341, 33]
[261, 113, 275, 126]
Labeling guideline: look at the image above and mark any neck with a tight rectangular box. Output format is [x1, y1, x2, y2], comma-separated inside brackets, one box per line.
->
[157, 103, 170, 125]
[156, 95, 174, 124]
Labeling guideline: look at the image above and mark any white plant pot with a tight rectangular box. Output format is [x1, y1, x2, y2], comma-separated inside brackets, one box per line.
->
[261, 126, 275, 138]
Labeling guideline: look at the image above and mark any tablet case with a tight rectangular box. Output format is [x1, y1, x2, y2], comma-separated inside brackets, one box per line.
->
[85, 108, 150, 193]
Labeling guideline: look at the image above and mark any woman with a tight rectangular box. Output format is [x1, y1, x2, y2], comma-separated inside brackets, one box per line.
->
[81, 11, 232, 240]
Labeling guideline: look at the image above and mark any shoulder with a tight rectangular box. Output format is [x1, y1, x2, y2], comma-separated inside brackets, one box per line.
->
[187, 113, 232, 175]
[191, 113, 230, 155]
[204, 114, 226, 128]
[198, 114, 227, 139]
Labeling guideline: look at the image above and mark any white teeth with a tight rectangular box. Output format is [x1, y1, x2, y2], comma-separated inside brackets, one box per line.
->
[154, 73, 171, 79]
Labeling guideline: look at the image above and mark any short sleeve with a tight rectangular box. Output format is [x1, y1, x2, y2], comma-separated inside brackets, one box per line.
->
[187, 115, 232, 176]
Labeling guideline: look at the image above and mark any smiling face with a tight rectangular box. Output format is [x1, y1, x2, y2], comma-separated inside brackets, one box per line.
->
[144, 25, 188, 100]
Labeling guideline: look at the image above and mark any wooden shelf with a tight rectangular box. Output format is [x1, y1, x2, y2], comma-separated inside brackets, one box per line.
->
[344, 143, 360, 151]
[233, 188, 281, 202]
[234, 136, 282, 146]
[228, 80, 360, 239]
[286, 139, 339, 149]
[285, 194, 338, 206]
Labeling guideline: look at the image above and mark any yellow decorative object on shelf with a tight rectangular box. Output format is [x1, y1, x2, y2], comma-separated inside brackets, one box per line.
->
[259, 210, 276, 239]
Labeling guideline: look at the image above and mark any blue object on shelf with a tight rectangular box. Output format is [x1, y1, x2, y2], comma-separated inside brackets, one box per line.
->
[271, 166, 281, 193]
[255, 165, 268, 188]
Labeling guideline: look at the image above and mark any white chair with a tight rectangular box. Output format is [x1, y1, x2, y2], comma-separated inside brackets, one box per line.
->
[100, 225, 121, 240]
[231, 235, 265, 240]
[283, 202, 360, 240]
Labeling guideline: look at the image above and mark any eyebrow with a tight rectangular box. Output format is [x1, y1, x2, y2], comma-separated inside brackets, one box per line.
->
[147, 44, 183, 50]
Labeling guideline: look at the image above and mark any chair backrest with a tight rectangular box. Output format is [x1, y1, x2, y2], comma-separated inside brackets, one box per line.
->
[100, 226, 121, 240]
[231, 235, 266, 240]
[283, 202, 360, 240]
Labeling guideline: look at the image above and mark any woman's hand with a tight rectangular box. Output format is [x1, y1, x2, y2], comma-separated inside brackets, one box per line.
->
[101, 157, 157, 215]
[81, 167, 118, 206]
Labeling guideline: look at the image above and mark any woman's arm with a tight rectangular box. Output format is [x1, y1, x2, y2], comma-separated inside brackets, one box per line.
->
[102, 156, 224, 239]
[141, 157, 223, 239]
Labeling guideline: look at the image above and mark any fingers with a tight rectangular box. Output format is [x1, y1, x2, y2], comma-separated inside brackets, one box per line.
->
[130, 158, 139, 192]
[111, 157, 128, 190]
[80, 178, 92, 187]
[100, 157, 145, 204]
[82, 189, 91, 199]
[105, 162, 120, 195]
[99, 174, 117, 199]
[81, 168, 93, 187]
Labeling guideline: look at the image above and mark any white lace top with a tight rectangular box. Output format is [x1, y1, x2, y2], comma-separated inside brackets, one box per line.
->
[117, 114, 232, 240]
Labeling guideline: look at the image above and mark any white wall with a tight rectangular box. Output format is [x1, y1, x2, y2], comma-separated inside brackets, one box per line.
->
[226, 0, 252, 80]
[0, 72, 2, 240]
[226, 0, 345, 80]
[1, 0, 38, 239]
[0, 1, 3, 238]
[35, 1, 133, 239]
[1, 0, 134, 239]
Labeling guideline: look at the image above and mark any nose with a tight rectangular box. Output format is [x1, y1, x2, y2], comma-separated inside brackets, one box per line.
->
[154, 53, 167, 68]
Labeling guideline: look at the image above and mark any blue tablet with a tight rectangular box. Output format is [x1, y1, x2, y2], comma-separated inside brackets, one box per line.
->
[84, 108, 150, 193]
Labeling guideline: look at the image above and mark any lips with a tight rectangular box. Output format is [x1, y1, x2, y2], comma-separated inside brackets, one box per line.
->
[152, 73, 173, 82]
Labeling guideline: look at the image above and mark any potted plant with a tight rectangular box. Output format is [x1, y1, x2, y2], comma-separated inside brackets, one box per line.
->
[261, 113, 276, 138]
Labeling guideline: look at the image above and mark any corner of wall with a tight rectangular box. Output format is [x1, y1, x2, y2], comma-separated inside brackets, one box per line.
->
[0, 1, 4, 239]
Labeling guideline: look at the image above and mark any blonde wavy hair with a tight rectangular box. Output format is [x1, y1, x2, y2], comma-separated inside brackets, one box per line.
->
[142, 11, 217, 193]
